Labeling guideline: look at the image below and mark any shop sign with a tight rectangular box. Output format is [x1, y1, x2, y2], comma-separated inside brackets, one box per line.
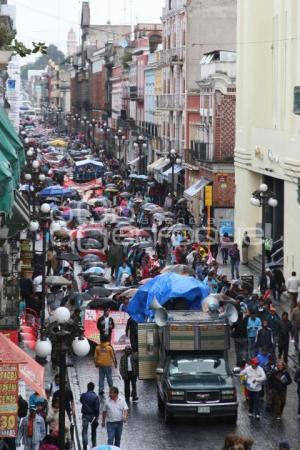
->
[219, 220, 234, 237]
[0, 330, 18, 345]
[205, 185, 213, 207]
[0, 363, 18, 438]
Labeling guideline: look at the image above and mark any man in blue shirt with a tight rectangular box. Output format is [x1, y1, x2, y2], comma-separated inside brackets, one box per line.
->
[247, 311, 262, 358]
[80, 382, 100, 450]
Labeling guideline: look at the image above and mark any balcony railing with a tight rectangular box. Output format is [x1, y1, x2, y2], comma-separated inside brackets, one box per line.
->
[157, 93, 185, 109]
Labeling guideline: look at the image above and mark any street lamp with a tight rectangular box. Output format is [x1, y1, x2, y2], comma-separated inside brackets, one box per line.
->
[89, 119, 97, 150]
[115, 129, 126, 167]
[165, 148, 182, 208]
[249, 183, 278, 287]
[133, 135, 147, 175]
[100, 123, 110, 156]
[35, 306, 90, 450]
[73, 113, 80, 133]
[40, 203, 51, 326]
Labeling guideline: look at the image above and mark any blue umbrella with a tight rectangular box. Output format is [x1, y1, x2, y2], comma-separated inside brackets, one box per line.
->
[127, 272, 209, 323]
[38, 186, 76, 197]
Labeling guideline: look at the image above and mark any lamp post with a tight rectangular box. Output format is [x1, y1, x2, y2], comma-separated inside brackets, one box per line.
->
[165, 148, 182, 208]
[35, 307, 90, 450]
[66, 113, 72, 135]
[133, 135, 147, 175]
[115, 129, 126, 167]
[73, 113, 80, 134]
[250, 183, 278, 287]
[100, 123, 110, 157]
[40, 202, 51, 326]
[90, 119, 97, 150]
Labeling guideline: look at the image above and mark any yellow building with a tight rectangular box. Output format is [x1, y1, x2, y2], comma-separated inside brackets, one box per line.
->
[235, 0, 300, 277]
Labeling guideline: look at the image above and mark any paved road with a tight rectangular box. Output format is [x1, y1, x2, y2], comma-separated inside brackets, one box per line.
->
[71, 346, 300, 450]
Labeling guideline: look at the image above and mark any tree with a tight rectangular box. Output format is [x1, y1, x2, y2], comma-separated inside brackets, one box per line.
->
[21, 44, 65, 80]
[0, 24, 47, 57]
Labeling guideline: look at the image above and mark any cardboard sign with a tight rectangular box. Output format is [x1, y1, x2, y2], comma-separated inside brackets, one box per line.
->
[0, 364, 18, 438]
[84, 310, 130, 350]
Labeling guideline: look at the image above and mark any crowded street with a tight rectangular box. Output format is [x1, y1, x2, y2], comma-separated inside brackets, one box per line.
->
[0, 1, 299, 450]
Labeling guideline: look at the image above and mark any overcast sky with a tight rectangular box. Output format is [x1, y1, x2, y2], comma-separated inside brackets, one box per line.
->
[8, 0, 164, 57]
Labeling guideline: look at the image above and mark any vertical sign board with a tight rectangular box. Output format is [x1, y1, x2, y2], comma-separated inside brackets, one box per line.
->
[0, 364, 18, 438]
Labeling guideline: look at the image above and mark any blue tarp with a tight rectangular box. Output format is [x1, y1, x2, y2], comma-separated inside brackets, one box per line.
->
[127, 272, 209, 323]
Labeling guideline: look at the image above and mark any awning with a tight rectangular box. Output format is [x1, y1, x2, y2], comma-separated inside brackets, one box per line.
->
[6, 191, 30, 238]
[184, 178, 211, 201]
[0, 151, 14, 215]
[0, 127, 20, 187]
[0, 333, 45, 397]
[147, 157, 166, 171]
[162, 164, 184, 177]
[0, 106, 25, 168]
[128, 156, 140, 165]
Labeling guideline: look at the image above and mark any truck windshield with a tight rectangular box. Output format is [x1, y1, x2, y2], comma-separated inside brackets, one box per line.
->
[169, 357, 227, 377]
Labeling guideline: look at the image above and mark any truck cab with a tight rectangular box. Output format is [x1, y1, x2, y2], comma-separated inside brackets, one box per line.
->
[138, 311, 238, 423]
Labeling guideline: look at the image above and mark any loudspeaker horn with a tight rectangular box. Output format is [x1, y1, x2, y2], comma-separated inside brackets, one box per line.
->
[149, 297, 169, 327]
[219, 303, 238, 325]
[201, 295, 220, 313]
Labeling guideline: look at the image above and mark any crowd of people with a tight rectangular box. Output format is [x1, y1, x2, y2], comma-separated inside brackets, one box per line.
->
[14, 122, 300, 450]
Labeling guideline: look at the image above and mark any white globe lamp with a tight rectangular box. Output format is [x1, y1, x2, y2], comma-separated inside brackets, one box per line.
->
[35, 338, 52, 358]
[268, 197, 278, 208]
[53, 307, 71, 324]
[250, 197, 260, 207]
[259, 183, 268, 192]
[72, 337, 90, 357]
[29, 221, 39, 232]
[41, 203, 51, 214]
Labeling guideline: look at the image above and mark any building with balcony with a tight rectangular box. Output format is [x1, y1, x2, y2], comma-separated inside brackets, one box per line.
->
[184, 50, 236, 225]
[235, 0, 300, 277]
[158, 0, 236, 164]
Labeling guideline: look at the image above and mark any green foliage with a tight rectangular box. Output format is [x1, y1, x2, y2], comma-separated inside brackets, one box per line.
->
[21, 44, 65, 80]
[121, 52, 132, 69]
[0, 24, 48, 57]
[0, 24, 15, 49]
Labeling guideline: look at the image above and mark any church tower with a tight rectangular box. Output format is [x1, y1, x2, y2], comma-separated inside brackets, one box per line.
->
[67, 28, 77, 56]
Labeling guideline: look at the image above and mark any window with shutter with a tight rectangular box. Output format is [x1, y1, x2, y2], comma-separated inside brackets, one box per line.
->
[293, 87, 300, 114]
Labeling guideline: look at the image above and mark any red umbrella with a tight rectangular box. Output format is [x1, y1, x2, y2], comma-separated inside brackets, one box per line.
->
[123, 228, 150, 238]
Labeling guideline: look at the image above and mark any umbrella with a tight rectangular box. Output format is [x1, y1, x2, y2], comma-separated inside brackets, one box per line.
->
[87, 276, 110, 285]
[81, 254, 101, 263]
[153, 212, 166, 222]
[38, 186, 75, 197]
[81, 238, 102, 249]
[119, 192, 131, 198]
[92, 445, 120, 450]
[104, 187, 119, 193]
[87, 299, 118, 310]
[46, 276, 72, 286]
[122, 288, 138, 298]
[80, 229, 105, 239]
[124, 228, 150, 238]
[44, 197, 60, 202]
[127, 272, 209, 323]
[100, 214, 119, 224]
[170, 223, 192, 232]
[105, 183, 118, 188]
[87, 287, 111, 297]
[104, 171, 113, 177]
[71, 292, 92, 304]
[161, 264, 196, 277]
[131, 241, 153, 249]
[82, 261, 106, 270]
[82, 267, 105, 275]
[57, 252, 81, 262]
[177, 197, 188, 205]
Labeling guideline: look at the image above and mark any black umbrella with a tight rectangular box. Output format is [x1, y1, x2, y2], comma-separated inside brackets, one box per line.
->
[81, 239, 102, 250]
[87, 298, 118, 310]
[82, 261, 106, 270]
[71, 292, 92, 304]
[88, 276, 110, 285]
[57, 252, 81, 262]
[87, 287, 111, 297]
[81, 254, 101, 263]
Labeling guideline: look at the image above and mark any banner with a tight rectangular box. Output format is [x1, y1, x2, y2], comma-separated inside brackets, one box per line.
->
[84, 310, 130, 351]
[0, 363, 18, 438]
[0, 334, 45, 397]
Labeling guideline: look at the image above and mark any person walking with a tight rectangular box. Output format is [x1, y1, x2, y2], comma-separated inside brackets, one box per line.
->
[220, 232, 231, 265]
[119, 346, 139, 403]
[97, 307, 115, 343]
[240, 357, 266, 419]
[247, 311, 261, 358]
[94, 336, 117, 396]
[273, 268, 285, 301]
[294, 365, 300, 417]
[231, 311, 247, 366]
[229, 243, 240, 280]
[80, 382, 100, 450]
[242, 231, 250, 264]
[268, 360, 292, 419]
[287, 271, 300, 314]
[17, 406, 46, 450]
[291, 301, 300, 356]
[278, 312, 293, 363]
[102, 386, 128, 448]
[107, 242, 124, 279]
[255, 319, 274, 354]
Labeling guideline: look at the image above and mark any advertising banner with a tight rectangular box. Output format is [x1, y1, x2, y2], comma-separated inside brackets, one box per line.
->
[84, 310, 130, 350]
[0, 363, 18, 438]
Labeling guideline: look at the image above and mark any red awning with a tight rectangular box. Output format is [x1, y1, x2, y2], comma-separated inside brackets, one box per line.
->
[0, 334, 45, 397]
